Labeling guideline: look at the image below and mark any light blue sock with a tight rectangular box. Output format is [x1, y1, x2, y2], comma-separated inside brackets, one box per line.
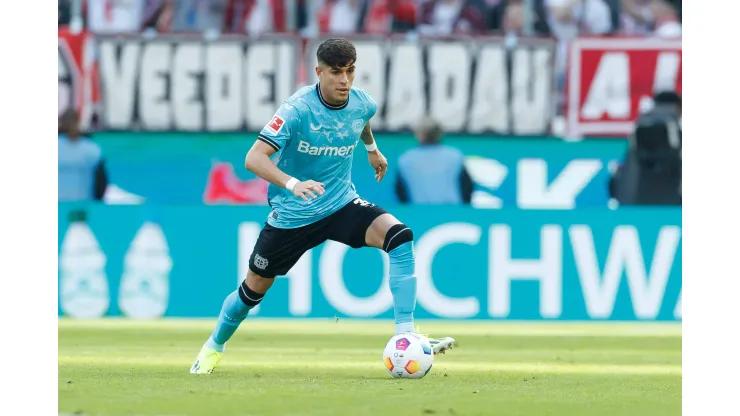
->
[204, 289, 253, 352]
[388, 241, 417, 334]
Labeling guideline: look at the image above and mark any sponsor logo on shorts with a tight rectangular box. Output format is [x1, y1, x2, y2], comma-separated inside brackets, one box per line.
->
[353, 198, 374, 207]
[254, 253, 269, 270]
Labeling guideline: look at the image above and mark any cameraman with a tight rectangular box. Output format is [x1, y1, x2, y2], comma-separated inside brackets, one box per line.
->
[609, 91, 682, 205]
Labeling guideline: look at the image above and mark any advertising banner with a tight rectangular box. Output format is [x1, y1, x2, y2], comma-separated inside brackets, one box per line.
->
[58, 204, 681, 321]
[96, 134, 628, 208]
[92, 35, 555, 135]
[566, 37, 682, 137]
[58, 27, 98, 127]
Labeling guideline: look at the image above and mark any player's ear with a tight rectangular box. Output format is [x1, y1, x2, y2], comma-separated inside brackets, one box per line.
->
[315, 65, 321, 78]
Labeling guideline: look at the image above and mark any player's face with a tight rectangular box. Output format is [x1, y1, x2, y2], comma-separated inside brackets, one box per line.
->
[317, 63, 356, 104]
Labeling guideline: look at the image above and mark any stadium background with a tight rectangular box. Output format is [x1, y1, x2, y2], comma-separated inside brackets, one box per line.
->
[57, 0, 682, 323]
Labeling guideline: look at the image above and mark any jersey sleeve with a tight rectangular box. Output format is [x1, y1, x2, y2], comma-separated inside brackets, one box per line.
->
[365, 92, 378, 120]
[258, 102, 301, 152]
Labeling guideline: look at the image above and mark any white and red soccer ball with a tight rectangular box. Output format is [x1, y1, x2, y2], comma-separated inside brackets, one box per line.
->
[382, 333, 434, 379]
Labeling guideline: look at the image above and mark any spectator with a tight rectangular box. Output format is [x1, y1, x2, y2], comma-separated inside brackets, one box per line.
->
[545, 0, 613, 39]
[59, 109, 109, 202]
[418, 0, 487, 35]
[620, 0, 652, 35]
[86, 0, 146, 34]
[168, 0, 228, 34]
[608, 91, 682, 206]
[395, 117, 475, 205]
[318, 0, 366, 34]
[59, 0, 73, 26]
[486, 0, 551, 36]
[226, 0, 286, 36]
[650, 0, 681, 38]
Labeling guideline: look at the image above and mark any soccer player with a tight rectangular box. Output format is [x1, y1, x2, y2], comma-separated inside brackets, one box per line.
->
[191, 38, 455, 374]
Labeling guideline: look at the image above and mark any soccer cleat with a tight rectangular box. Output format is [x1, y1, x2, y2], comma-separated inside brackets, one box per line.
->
[190, 345, 223, 374]
[429, 336, 456, 355]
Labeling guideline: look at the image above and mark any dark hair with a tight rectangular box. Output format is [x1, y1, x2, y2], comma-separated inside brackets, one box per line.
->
[317, 38, 357, 69]
[653, 91, 681, 107]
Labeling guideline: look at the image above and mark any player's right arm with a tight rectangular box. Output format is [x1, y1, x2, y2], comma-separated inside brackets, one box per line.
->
[245, 105, 325, 201]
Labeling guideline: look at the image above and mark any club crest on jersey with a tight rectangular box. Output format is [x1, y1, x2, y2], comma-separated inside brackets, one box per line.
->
[352, 119, 364, 133]
[266, 115, 285, 134]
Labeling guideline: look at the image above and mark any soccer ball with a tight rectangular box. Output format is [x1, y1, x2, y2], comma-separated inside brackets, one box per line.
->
[382, 333, 434, 379]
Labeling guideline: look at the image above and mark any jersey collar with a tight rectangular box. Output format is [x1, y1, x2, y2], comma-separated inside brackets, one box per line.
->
[316, 83, 349, 110]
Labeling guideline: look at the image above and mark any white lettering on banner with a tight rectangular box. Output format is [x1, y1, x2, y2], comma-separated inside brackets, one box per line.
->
[245, 43, 296, 132]
[415, 223, 481, 318]
[58, 46, 76, 117]
[172, 43, 204, 130]
[489, 225, 563, 318]
[350, 41, 386, 129]
[206, 44, 242, 131]
[674, 290, 681, 319]
[468, 45, 508, 133]
[581, 52, 631, 120]
[98, 40, 140, 128]
[510, 47, 553, 135]
[517, 159, 603, 209]
[319, 241, 393, 316]
[385, 43, 426, 131]
[427, 43, 471, 132]
[97, 37, 297, 131]
[238, 222, 311, 315]
[567, 38, 682, 136]
[139, 43, 171, 130]
[571, 225, 681, 319]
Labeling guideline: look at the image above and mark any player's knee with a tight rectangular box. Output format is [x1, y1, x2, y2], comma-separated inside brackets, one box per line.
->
[239, 276, 268, 307]
[383, 224, 414, 253]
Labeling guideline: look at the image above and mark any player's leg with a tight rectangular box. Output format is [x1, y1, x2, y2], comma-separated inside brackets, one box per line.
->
[191, 222, 327, 374]
[329, 198, 455, 354]
[364, 210, 455, 355]
[364, 213, 418, 335]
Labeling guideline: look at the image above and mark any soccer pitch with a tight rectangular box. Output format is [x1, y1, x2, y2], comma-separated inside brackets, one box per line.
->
[58, 319, 681, 416]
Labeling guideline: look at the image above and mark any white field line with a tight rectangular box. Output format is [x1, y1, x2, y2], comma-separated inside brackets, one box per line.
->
[58, 356, 681, 376]
[58, 318, 682, 337]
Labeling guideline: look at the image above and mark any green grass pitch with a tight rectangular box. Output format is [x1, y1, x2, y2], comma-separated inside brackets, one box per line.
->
[58, 319, 681, 416]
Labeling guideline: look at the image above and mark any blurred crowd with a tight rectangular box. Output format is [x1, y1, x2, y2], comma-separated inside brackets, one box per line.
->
[59, 0, 681, 39]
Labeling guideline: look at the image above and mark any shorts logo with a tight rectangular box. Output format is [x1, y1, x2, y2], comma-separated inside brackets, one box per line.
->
[254, 254, 269, 270]
[266, 115, 285, 134]
[353, 198, 373, 207]
[352, 119, 364, 133]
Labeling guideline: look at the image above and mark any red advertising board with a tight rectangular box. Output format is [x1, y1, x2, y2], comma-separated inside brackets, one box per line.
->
[58, 27, 98, 128]
[566, 38, 682, 137]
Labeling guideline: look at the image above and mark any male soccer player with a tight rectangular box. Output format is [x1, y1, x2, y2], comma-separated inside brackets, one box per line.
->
[191, 38, 455, 374]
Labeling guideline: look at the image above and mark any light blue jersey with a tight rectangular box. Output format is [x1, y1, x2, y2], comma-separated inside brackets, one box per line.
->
[257, 83, 377, 229]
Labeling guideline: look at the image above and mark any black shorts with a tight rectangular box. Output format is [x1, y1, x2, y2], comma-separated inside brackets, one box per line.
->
[248, 197, 388, 278]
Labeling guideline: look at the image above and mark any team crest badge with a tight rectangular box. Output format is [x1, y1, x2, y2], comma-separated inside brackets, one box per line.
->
[254, 254, 269, 270]
[352, 119, 364, 133]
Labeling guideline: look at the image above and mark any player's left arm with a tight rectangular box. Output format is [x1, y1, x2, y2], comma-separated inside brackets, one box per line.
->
[362, 121, 388, 183]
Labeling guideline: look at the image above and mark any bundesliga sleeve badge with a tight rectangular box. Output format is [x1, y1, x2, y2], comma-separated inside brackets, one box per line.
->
[266, 115, 285, 135]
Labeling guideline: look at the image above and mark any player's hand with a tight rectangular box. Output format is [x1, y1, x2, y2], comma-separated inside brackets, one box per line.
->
[292, 180, 325, 201]
[368, 150, 388, 183]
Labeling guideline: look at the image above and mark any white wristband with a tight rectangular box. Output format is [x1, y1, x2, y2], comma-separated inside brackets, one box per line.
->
[285, 177, 299, 191]
[364, 141, 377, 152]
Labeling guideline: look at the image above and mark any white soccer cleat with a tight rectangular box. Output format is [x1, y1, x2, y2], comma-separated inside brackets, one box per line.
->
[429, 336, 456, 355]
[190, 345, 223, 374]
